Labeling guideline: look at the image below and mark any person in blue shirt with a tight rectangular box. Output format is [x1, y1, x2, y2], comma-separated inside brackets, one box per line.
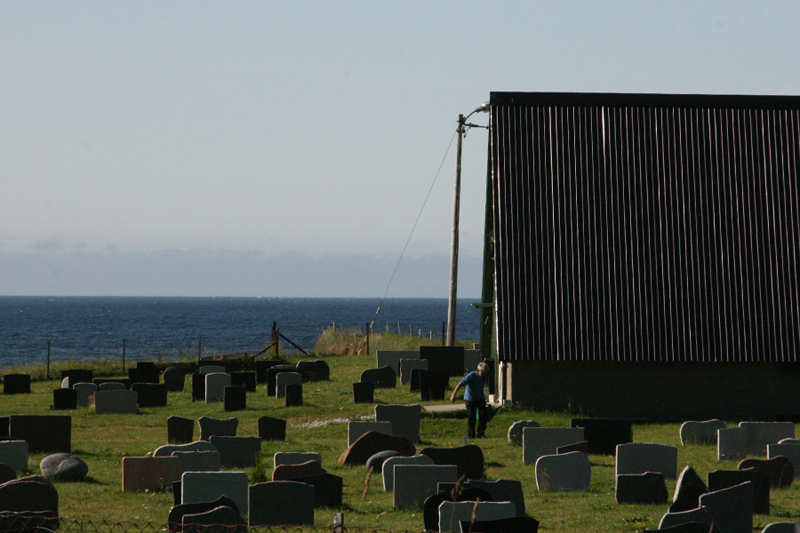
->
[450, 362, 489, 439]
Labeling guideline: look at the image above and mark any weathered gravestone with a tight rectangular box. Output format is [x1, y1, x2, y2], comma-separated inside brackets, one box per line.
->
[129, 361, 159, 384]
[248, 481, 314, 526]
[522, 427, 584, 465]
[708, 468, 770, 515]
[739, 456, 794, 488]
[229, 372, 256, 392]
[376, 350, 419, 376]
[52, 388, 77, 410]
[122, 456, 180, 492]
[719, 427, 748, 461]
[423, 487, 493, 533]
[168, 416, 195, 444]
[460, 516, 540, 533]
[293, 473, 343, 508]
[535, 451, 591, 492]
[182, 505, 246, 533]
[616, 472, 668, 504]
[399, 359, 428, 385]
[571, 418, 633, 455]
[208, 436, 262, 469]
[438, 501, 516, 533]
[419, 345, 464, 376]
[94, 389, 138, 414]
[740, 421, 795, 456]
[285, 383, 302, 407]
[338, 431, 416, 466]
[168, 496, 240, 533]
[274, 452, 322, 467]
[154, 440, 218, 458]
[353, 382, 374, 403]
[131, 383, 168, 408]
[255, 360, 284, 384]
[360, 366, 396, 389]
[669, 465, 708, 513]
[0, 477, 59, 525]
[40, 453, 87, 481]
[162, 367, 186, 392]
[9, 415, 71, 453]
[223, 386, 246, 412]
[172, 450, 221, 475]
[348, 421, 393, 447]
[295, 360, 330, 382]
[699, 481, 754, 533]
[615, 442, 678, 479]
[768, 442, 800, 480]
[456, 479, 526, 517]
[257, 416, 286, 441]
[507, 420, 542, 445]
[418, 370, 449, 401]
[658, 506, 716, 531]
[680, 419, 727, 445]
[419, 444, 484, 481]
[205, 373, 231, 404]
[393, 464, 458, 509]
[182, 471, 249, 515]
[381, 455, 433, 492]
[267, 365, 297, 396]
[0, 441, 28, 472]
[272, 460, 326, 481]
[3, 374, 31, 395]
[73, 383, 97, 407]
[198, 417, 238, 441]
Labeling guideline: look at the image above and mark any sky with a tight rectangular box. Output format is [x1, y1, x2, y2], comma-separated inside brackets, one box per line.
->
[2, 1, 799, 298]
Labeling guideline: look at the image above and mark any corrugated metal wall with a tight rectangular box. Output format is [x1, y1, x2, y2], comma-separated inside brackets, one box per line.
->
[490, 92, 800, 363]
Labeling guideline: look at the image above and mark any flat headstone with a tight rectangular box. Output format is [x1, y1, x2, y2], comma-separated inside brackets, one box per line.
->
[3, 374, 31, 395]
[708, 468, 770, 515]
[154, 440, 219, 457]
[719, 427, 748, 461]
[615, 442, 678, 479]
[168, 416, 195, 444]
[223, 386, 246, 412]
[182, 471, 249, 515]
[198, 417, 238, 441]
[768, 443, 800, 480]
[122, 456, 181, 492]
[255, 360, 284, 383]
[0, 441, 28, 472]
[338, 431, 416, 466]
[348, 421, 393, 447]
[52, 388, 77, 410]
[229, 372, 256, 392]
[507, 420, 542, 445]
[399, 358, 428, 385]
[267, 365, 296, 396]
[162, 367, 186, 392]
[382, 455, 434, 491]
[699, 481, 754, 533]
[659, 506, 715, 531]
[460, 516, 540, 533]
[376, 350, 419, 376]
[461, 479, 526, 517]
[295, 360, 330, 382]
[10, 415, 71, 453]
[366, 450, 403, 474]
[419, 444, 484, 481]
[739, 456, 794, 488]
[275, 372, 302, 398]
[418, 370, 449, 401]
[172, 450, 221, 475]
[360, 366, 396, 389]
[353, 382, 374, 403]
[438, 501, 516, 533]
[199, 365, 225, 375]
[272, 460, 326, 481]
[669, 465, 708, 513]
[73, 383, 97, 407]
[293, 473, 343, 508]
[208, 436, 262, 469]
[535, 451, 591, 492]
[205, 373, 232, 403]
[420, 345, 465, 376]
[191, 373, 205, 401]
[248, 481, 314, 526]
[257, 416, 286, 441]
[615, 471, 668, 504]
[131, 383, 168, 408]
[94, 389, 138, 414]
[40, 453, 87, 481]
[571, 418, 633, 455]
[98, 382, 126, 391]
[393, 464, 458, 509]
[0, 477, 59, 520]
[740, 422, 796, 456]
[680, 419, 727, 445]
[285, 383, 302, 407]
[0, 463, 15, 485]
[182, 505, 245, 533]
[522, 427, 585, 464]
[274, 452, 323, 467]
[168, 496, 240, 533]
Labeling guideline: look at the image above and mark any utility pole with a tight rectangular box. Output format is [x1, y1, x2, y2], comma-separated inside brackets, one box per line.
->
[446, 114, 466, 346]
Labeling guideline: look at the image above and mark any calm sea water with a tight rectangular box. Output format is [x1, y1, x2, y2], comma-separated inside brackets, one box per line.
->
[0, 296, 482, 368]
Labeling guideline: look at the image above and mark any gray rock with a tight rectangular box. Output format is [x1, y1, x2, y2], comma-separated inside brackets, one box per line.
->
[365, 450, 403, 473]
[40, 453, 88, 481]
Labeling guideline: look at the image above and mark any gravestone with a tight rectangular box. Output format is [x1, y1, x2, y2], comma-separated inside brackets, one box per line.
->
[3, 374, 31, 395]
[52, 388, 77, 410]
[739, 421, 795, 456]
[223, 386, 246, 412]
[419, 444, 484, 481]
[172, 450, 221, 475]
[399, 359, 428, 385]
[0, 418, 8, 440]
[93, 378, 131, 389]
[438, 501, 516, 533]
[669, 465, 708, 513]
[708, 468, 770, 515]
[522, 427, 585, 465]
[98, 382, 126, 391]
[168, 496, 240, 533]
[248, 481, 314, 526]
[353, 382, 374, 403]
[94, 389, 138, 414]
[393, 464, 458, 509]
[382, 455, 434, 491]
[460, 479, 526, 517]
[9, 415, 71, 453]
[0, 463, 16, 485]
[557, 441, 589, 455]
[571, 418, 633, 455]
[272, 460, 326, 481]
[348, 421, 393, 447]
[40, 453, 88, 481]
[658, 506, 715, 531]
[267, 365, 296, 396]
[615, 442, 678, 479]
[257, 416, 286, 441]
[129, 361, 159, 384]
[191, 373, 205, 401]
[376, 350, 419, 376]
[767, 443, 800, 480]
[375, 404, 421, 444]
[163, 367, 186, 392]
[182, 471, 249, 515]
[199, 365, 225, 375]
[366, 450, 403, 474]
[460, 516, 540, 533]
[154, 440, 219, 457]
[293, 473, 343, 508]
[122, 456, 180, 492]
[761, 523, 800, 533]
[198, 417, 238, 441]
[463, 349, 483, 374]
[205, 373, 232, 403]
[507, 420, 542, 445]
[285, 383, 302, 407]
[74, 383, 97, 407]
[168, 416, 195, 444]
[62, 369, 93, 388]
[296, 360, 330, 382]
[208, 436, 262, 469]
[0, 477, 59, 523]
[255, 360, 284, 384]
[615, 472, 668, 504]
[680, 419, 727, 445]
[229, 372, 256, 392]
[359, 366, 396, 389]
[535, 451, 591, 492]
[419, 345, 464, 376]
[276, 371, 301, 398]
[738, 456, 794, 488]
[0, 441, 28, 472]
[719, 427, 748, 461]
[338, 431, 416, 466]
[131, 383, 168, 408]
[182, 505, 246, 533]
[418, 370, 449, 401]
[274, 452, 323, 467]
[699, 481, 754, 533]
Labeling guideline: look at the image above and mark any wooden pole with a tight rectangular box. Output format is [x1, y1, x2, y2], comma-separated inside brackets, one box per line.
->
[447, 114, 465, 346]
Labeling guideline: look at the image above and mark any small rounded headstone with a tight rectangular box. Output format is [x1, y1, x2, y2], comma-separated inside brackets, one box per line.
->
[40, 453, 89, 481]
[365, 450, 403, 473]
[61, 377, 70, 389]
[163, 366, 187, 392]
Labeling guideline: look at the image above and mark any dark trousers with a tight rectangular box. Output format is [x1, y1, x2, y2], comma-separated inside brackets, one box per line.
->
[465, 399, 487, 438]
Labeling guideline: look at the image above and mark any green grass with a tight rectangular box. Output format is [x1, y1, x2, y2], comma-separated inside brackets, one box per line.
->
[1, 340, 799, 532]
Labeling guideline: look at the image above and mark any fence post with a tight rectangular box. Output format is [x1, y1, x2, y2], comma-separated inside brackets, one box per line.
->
[122, 339, 126, 374]
[198, 336, 202, 366]
[366, 322, 370, 356]
[47, 341, 51, 380]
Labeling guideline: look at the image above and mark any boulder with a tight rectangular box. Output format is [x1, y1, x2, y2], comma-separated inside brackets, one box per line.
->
[40, 453, 88, 481]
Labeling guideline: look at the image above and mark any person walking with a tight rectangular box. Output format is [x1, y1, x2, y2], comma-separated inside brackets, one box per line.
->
[450, 362, 489, 439]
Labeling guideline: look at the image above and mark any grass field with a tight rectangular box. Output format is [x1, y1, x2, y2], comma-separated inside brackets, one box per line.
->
[2, 343, 799, 532]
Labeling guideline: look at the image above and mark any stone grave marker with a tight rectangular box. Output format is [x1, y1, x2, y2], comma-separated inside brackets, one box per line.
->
[199, 365, 225, 375]
[0, 441, 28, 472]
[360, 366, 396, 388]
[52, 388, 77, 410]
[719, 427, 748, 461]
[0, 418, 8, 440]
[257, 416, 286, 441]
[420, 345, 464, 376]
[375, 404, 421, 444]
[393, 464, 458, 509]
[229, 372, 256, 392]
[761, 523, 800, 533]
[680, 419, 727, 445]
[507, 420, 541, 445]
[122, 456, 180, 492]
[74, 383, 97, 407]
[10, 415, 71, 453]
[669, 465, 708, 513]
[571, 418, 633, 455]
[0, 463, 16, 485]
[339, 431, 416, 466]
[3, 374, 31, 395]
[274, 452, 322, 467]
[708, 468, 769, 515]
[366, 450, 403, 473]
[738, 456, 794, 488]
[419, 444, 484, 481]
[463, 349, 483, 374]
[198, 417, 238, 441]
[557, 441, 589, 454]
[168, 496, 240, 533]
[223, 386, 246, 412]
[182, 471, 249, 515]
[0, 477, 59, 523]
[154, 440, 218, 457]
[162, 367, 186, 392]
[94, 389, 138, 414]
[182, 505, 246, 533]
[658, 506, 715, 531]
[382, 455, 434, 491]
[272, 460, 326, 481]
[535, 451, 591, 492]
[93, 378, 131, 389]
[740, 421, 795, 456]
[168, 416, 195, 444]
[353, 382, 374, 403]
[522, 427, 585, 465]
[255, 360, 284, 384]
[285, 383, 302, 407]
[460, 479, 526, 517]
[208, 436, 262, 469]
[276, 372, 302, 400]
[438, 501, 516, 533]
[424, 487, 494, 531]
[293, 473, 343, 508]
[699, 481, 754, 533]
[376, 350, 419, 376]
[62, 369, 93, 388]
[348, 421, 393, 446]
[131, 383, 168, 408]
[205, 373, 231, 403]
[615, 472, 668, 504]
[98, 382, 126, 391]
[267, 365, 296, 396]
[399, 359, 428, 385]
[296, 360, 330, 382]
[129, 361, 159, 384]
[768, 442, 800, 480]
[172, 450, 221, 475]
[191, 373, 205, 401]
[248, 481, 314, 526]
[418, 370, 449, 401]
[615, 442, 678, 479]
[40, 453, 88, 481]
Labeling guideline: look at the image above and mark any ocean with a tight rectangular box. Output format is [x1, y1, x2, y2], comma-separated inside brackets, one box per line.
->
[0, 296, 482, 369]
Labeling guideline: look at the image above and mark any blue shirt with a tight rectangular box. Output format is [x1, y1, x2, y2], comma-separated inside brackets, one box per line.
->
[459, 370, 487, 401]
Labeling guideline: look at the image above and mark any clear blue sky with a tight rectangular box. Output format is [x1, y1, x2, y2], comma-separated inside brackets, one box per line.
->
[2, 1, 798, 297]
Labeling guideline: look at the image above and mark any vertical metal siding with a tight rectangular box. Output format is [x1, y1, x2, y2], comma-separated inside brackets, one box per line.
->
[491, 93, 800, 363]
